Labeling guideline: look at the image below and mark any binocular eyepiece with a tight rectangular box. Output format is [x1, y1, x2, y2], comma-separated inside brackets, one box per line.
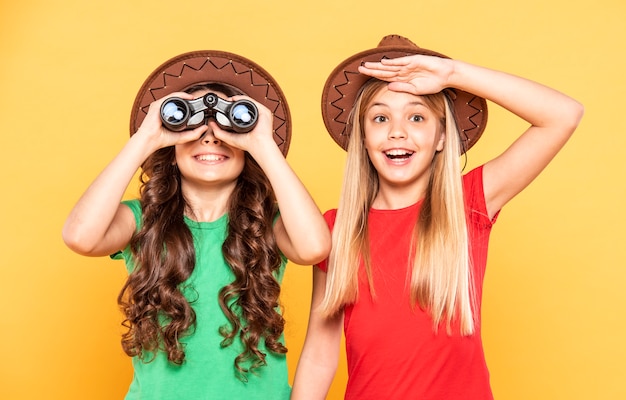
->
[160, 93, 258, 133]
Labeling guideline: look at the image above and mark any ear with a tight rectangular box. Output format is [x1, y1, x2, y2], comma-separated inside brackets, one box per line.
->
[436, 131, 445, 152]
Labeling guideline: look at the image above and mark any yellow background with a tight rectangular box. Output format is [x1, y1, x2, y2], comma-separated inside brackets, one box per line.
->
[1, 0, 624, 399]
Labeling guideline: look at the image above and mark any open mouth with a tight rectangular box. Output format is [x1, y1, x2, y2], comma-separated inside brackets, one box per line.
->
[384, 149, 414, 160]
[195, 154, 226, 161]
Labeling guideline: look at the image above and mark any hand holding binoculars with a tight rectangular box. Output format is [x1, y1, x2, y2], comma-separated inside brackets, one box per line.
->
[160, 93, 258, 133]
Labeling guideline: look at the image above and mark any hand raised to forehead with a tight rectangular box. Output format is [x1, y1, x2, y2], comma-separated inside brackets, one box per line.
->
[358, 55, 454, 96]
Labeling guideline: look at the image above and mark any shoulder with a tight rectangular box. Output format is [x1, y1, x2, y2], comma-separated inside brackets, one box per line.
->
[463, 165, 498, 226]
[462, 165, 485, 192]
[121, 199, 142, 228]
[462, 165, 487, 205]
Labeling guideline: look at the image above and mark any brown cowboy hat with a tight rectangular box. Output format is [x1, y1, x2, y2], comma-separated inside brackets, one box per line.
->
[321, 35, 488, 153]
[130, 50, 291, 156]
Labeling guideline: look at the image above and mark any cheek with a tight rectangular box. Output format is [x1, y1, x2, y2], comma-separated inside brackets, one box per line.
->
[363, 124, 383, 148]
[363, 136, 378, 157]
[235, 161, 245, 176]
[173, 146, 184, 165]
[233, 152, 246, 173]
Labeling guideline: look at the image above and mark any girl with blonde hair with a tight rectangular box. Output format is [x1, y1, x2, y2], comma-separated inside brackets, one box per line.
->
[291, 35, 583, 399]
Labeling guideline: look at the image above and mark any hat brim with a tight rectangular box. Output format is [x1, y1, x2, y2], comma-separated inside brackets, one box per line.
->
[321, 38, 487, 153]
[130, 50, 291, 156]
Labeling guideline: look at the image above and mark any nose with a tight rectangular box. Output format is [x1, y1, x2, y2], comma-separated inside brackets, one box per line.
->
[201, 129, 221, 145]
[388, 121, 407, 140]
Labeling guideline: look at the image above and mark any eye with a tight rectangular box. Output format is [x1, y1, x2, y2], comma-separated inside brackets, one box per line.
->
[373, 115, 388, 123]
[410, 114, 424, 122]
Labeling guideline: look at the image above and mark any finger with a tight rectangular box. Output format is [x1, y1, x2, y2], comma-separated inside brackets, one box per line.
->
[208, 121, 237, 144]
[228, 94, 248, 102]
[358, 65, 400, 79]
[173, 125, 208, 144]
[379, 56, 413, 66]
[191, 124, 209, 138]
[153, 92, 195, 110]
[166, 91, 195, 100]
[387, 81, 419, 94]
[360, 62, 402, 72]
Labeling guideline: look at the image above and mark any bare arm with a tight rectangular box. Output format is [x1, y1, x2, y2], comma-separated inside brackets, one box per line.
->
[213, 100, 331, 265]
[446, 61, 583, 218]
[259, 143, 331, 265]
[62, 93, 208, 256]
[360, 56, 584, 219]
[291, 267, 343, 400]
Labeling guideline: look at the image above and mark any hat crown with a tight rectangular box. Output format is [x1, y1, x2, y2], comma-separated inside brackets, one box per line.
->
[378, 34, 419, 49]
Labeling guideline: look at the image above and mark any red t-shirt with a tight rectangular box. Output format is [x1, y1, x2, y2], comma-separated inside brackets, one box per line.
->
[319, 166, 497, 400]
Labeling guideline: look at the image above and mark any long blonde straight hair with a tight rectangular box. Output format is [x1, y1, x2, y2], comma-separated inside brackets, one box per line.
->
[319, 79, 475, 335]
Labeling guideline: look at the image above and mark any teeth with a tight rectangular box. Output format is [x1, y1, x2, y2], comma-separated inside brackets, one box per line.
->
[385, 149, 413, 157]
[196, 154, 224, 161]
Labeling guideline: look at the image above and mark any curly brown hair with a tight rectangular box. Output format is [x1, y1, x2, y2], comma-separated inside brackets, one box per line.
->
[117, 83, 286, 379]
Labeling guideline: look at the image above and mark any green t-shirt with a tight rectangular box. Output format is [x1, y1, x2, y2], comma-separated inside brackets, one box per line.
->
[112, 200, 290, 400]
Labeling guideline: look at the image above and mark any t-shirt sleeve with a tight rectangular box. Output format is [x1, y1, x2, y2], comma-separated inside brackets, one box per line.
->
[463, 165, 499, 228]
[463, 165, 498, 283]
[316, 209, 338, 273]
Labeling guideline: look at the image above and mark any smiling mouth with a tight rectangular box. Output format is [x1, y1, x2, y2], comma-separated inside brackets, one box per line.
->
[196, 154, 226, 161]
[385, 150, 414, 160]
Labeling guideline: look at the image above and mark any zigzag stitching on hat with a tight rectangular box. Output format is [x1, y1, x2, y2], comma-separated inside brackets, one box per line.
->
[145, 61, 208, 103]
[198, 59, 287, 137]
[141, 58, 287, 139]
[205, 58, 284, 114]
[225, 66, 288, 137]
[330, 69, 361, 136]
[146, 59, 284, 109]
[463, 96, 482, 134]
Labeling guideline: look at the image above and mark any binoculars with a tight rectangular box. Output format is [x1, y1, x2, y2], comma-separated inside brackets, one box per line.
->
[160, 92, 258, 133]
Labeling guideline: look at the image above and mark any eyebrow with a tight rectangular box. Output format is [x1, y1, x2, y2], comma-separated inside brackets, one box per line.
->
[368, 101, 428, 109]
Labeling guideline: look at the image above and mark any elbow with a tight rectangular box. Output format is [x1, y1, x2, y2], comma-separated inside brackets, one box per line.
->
[566, 100, 585, 133]
[552, 100, 584, 144]
[62, 223, 96, 256]
[303, 235, 332, 266]
[291, 235, 332, 266]
[572, 100, 585, 127]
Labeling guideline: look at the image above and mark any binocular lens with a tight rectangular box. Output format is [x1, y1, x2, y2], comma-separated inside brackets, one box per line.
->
[161, 99, 188, 124]
[232, 103, 253, 124]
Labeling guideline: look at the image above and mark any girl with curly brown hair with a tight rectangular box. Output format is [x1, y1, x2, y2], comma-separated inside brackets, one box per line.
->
[63, 51, 330, 400]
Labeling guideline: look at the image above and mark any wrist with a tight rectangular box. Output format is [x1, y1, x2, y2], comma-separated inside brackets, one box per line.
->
[443, 58, 462, 89]
[247, 137, 284, 165]
[128, 130, 162, 160]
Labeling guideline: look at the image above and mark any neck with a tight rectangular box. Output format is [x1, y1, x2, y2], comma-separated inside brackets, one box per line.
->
[182, 181, 236, 222]
[372, 180, 428, 210]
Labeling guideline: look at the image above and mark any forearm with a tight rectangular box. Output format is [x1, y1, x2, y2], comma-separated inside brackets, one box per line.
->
[62, 133, 156, 254]
[291, 268, 343, 399]
[251, 142, 330, 264]
[291, 352, 338, 400]
[447, 60, 584, 129]
[447, 60, 584, 214]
